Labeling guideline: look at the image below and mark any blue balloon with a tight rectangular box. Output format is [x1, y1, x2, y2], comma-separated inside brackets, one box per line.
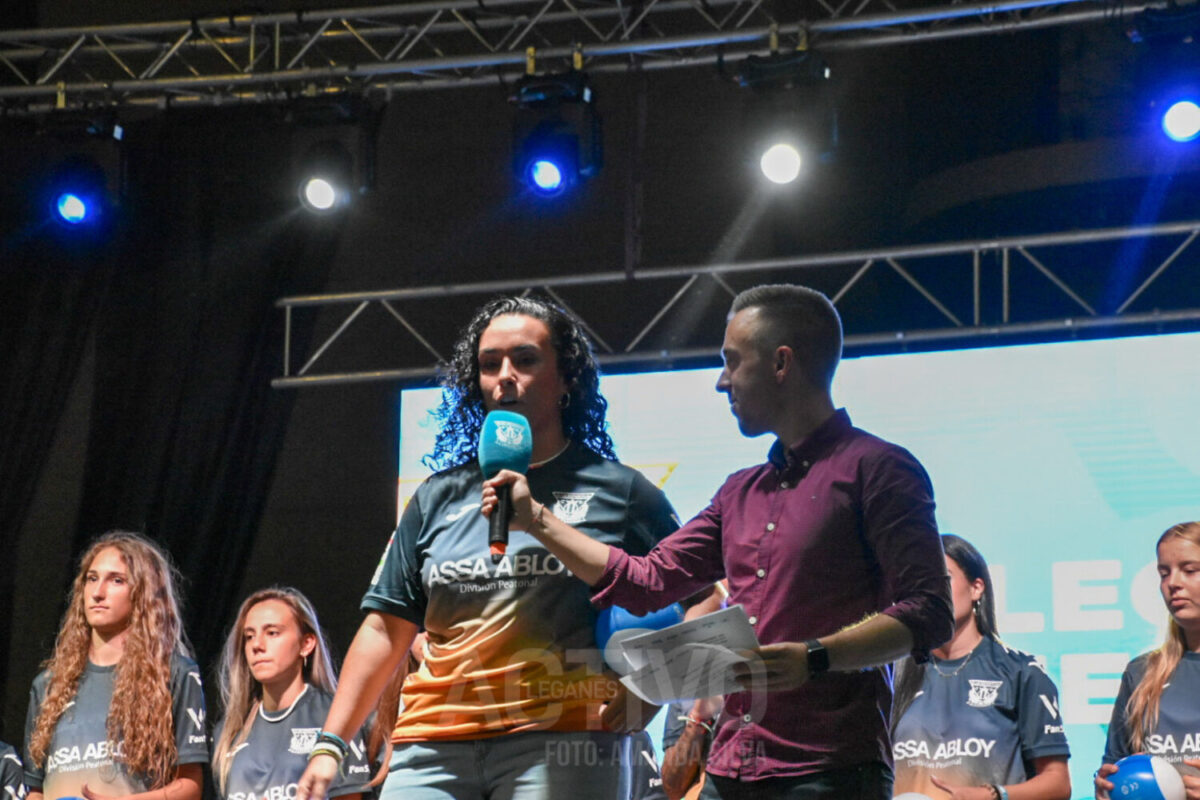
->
[1110, 754, 1185, 800]
[595, 604, 684, 673]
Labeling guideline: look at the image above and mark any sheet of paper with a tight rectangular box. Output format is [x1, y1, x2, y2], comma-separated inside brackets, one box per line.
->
[615, 605, 760, 704]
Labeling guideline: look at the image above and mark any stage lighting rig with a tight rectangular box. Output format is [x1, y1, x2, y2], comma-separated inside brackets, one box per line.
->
[1127, 3, 1200, 142]
[47, 156, 110, 227]
[510, 50, 602, 197]
[1127, 2, 1200, 45]
[728, 34, 836, 185]
[36, 114, 124, 233]
[297, 139, 355, 213]
[288, 96, 381, 214]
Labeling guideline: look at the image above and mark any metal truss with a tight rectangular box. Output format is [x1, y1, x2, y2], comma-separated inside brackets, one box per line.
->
[273, 219, 1200, 388]
[0, 0, 1160, 113]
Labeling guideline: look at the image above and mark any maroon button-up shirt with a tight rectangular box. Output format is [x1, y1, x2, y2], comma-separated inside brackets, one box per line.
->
[592, 409, 953, 781]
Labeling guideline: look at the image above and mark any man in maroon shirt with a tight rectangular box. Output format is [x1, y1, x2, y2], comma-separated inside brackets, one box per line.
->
[483, 284, 954, 799]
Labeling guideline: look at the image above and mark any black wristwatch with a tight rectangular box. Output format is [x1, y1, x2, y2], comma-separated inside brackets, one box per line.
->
[804, 639, 829, 676]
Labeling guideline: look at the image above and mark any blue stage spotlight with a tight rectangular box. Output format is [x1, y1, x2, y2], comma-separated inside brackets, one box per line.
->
[517, 133, 579, 197]
[55, 192, 90, 224]
[511, 68, 601, 198]
[530, 159, 565, 193]
[1162, 99, 1200, 142]
[45, 156, 112, 231]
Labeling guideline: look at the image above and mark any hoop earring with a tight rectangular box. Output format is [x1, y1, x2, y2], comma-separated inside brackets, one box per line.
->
[560, 393, 571, 409]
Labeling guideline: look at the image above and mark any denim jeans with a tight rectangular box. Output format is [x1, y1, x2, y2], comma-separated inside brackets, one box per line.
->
[379, 730, 626, 800]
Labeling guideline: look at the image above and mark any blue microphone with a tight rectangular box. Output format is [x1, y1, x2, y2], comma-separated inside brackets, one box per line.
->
[478, 410, 533, 563]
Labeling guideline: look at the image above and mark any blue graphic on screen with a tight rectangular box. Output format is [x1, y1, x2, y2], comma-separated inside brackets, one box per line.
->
[399, 331, 1200, 799]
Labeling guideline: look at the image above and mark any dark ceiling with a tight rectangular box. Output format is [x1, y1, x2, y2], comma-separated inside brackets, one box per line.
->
[5, 0, 1200, 377]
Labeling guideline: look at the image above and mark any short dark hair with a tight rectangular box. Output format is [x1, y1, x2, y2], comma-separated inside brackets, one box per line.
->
[424, 295, 616, 471]
[730, 284, 843, 388]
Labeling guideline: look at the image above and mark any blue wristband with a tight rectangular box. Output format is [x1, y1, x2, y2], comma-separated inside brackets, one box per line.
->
[316, 730, 350, 759]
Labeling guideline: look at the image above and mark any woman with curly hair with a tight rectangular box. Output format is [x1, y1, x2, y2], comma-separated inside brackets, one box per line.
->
[23, 531, 208, 800]
[422, 295, 617, 472]
[1095, 521, 1200, 800]
[212, 588, 370, 800]
[297, 295, 680, 800]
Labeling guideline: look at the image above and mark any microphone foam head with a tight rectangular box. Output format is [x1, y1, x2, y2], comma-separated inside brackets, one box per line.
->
[478, 410, 533, 478]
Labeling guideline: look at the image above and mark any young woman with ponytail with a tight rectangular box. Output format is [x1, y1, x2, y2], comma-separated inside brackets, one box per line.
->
[1095, 522, 1200, 800]
[211, 588, 370, 800]
[891, 534, 1071, 800]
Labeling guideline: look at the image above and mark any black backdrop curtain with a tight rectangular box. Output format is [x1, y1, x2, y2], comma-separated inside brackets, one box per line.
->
[72, 108, 345, 675]
[0, 130, 117, 714]
[1, 107, 344, 726]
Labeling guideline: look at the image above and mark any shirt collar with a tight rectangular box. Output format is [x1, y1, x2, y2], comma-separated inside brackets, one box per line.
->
[767, 408, 852, 473]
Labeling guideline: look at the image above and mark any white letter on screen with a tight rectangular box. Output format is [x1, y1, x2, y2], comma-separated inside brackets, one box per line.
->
[1060, 652, 1128, 724]
[992, 564, 1045, 633]
[1053, 560, 1123, 631]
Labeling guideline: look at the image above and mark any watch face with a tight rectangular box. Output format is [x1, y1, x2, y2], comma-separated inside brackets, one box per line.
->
[806, 640, 829, 674]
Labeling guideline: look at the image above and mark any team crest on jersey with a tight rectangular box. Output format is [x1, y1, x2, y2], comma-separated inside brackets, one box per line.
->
[496, 421, 527, 446]
[967, 679, 1003, 708]
[553, 491, 595, 524]
[289, 727, 320, 755]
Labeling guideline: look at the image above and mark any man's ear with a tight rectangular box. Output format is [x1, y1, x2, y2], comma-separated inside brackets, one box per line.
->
[774, 346, 794, 383]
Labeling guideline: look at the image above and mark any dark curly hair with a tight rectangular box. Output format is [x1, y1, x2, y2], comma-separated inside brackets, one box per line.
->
[424, 295, 616, 471]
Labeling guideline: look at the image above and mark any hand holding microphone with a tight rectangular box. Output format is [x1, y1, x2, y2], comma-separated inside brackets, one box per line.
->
[478, 410, 533, 563]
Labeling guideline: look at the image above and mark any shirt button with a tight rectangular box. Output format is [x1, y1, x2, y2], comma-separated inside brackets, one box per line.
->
[756, 569, 765, 578]
[743, 714, 753, 724]
[780, 481, 790, 489]
[766, 522, 776, 532]
[802, 460, 810, 468]
[748, 615, 758, 625]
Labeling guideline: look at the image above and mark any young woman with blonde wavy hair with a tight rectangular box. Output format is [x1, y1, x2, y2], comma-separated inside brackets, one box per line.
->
[23, 531, 208, 800]
[1095, 521, 1200, 800]
[212, 588, 369, 800]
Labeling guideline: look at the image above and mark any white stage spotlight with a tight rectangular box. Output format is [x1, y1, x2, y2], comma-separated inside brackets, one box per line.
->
[760, 143, 803, 184]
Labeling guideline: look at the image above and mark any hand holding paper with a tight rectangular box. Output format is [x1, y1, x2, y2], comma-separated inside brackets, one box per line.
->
[615, 605, 760, 705]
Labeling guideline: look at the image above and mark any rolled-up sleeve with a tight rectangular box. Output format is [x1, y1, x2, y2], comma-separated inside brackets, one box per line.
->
[591, 497, 726, 615]
[862, 445, 953, 662]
